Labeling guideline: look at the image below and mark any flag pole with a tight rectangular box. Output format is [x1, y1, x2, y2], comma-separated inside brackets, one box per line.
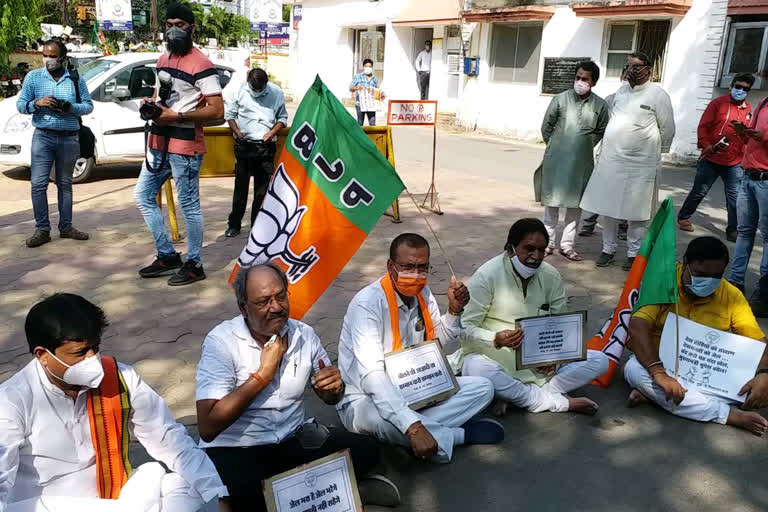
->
[406, 189, 456, 278]
[674, 301, 680, 379]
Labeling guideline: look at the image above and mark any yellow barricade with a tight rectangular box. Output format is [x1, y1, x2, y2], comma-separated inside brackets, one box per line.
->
[160, 126, 401, 242]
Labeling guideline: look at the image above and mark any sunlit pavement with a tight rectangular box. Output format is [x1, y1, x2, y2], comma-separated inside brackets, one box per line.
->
[2, 122, 766, 511]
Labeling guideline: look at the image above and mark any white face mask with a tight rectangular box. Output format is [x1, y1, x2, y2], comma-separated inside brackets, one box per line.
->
[574, 80, 591, 96]
[44, 350, 104, 388]
[510, 253, 540, 279]
[363, 66, 373, 75]
[43, 57, 63, 72]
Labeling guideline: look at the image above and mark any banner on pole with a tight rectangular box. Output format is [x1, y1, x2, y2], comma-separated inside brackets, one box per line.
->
[387, 100, 437, 126]
[96, 0, 133, 30]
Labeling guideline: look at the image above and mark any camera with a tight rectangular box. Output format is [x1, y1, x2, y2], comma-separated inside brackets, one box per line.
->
[49, 98, 73, 113]
[139, 71, 174, 122]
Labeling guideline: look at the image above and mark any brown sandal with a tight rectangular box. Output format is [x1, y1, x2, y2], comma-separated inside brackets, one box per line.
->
[559, 249, 583, 261]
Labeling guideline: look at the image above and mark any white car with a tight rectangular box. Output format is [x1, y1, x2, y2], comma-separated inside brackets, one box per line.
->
[0, 52, 241, 183]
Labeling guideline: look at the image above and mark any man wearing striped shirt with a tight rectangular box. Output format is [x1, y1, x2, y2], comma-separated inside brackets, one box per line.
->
[134, 3, 224, 287]
[16, 39, 93, 248]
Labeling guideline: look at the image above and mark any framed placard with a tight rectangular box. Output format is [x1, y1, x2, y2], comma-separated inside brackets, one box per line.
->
[263, 450, 363, 512]
[384, 339, 459, 410]
[659, 313, 765, 403]
[515, 311, 587, 370]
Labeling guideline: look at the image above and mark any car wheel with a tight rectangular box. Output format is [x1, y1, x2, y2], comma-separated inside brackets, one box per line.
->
[49, 156, 96, 184]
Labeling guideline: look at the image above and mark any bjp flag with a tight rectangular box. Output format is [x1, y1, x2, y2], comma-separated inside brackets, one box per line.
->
[229, 76, 405, 319]
[588, 198, 677, 387]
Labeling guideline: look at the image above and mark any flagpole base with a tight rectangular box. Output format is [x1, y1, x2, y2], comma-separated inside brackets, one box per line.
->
[419, 184, 443, 215]
[384, 198, 403, 223]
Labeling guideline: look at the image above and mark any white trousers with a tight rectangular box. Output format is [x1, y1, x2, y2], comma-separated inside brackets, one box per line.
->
[8, 463, 206, 512]
[624, 355, 731, 424]
[543, 207, 581, 251]
[601, 216, 649, 257]
[338, 376, 494, 463]
[462, 351, 610, 413]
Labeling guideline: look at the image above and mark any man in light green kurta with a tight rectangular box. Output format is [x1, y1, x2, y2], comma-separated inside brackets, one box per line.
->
[535, 61, 609, 261]
[459, 219, 609, 416]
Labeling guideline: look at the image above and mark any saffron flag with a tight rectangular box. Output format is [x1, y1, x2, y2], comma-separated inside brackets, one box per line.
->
[230, 76, 405, 319]
[588, 198, 677, 387]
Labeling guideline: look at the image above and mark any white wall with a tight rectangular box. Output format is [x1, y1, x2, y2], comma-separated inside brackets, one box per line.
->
[456, 0, 722, 161]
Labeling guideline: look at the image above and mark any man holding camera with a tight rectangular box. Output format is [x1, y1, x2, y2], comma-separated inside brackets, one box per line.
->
[16, 39, 92, 248]
[223, 68, 287, 238]
[678, 73, 755, 242]
[134, 2, 224, 286]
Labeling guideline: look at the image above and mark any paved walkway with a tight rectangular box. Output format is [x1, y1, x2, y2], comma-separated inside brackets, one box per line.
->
[2, 126, 767, 511]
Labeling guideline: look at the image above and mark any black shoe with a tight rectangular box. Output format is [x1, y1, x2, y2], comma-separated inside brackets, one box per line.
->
[59, 226, 89, 240]
[750, 299, 768, 318]
[596, 252, 615, 267]
[168, 260, 206, 286]
[26, 229, 51, 248]
[622, 257, 636, 271]
[139, 252, 182, 278]
[224, 227, 240, 237]
[578, 226, 595, 237]
[726, 229, 737, 243]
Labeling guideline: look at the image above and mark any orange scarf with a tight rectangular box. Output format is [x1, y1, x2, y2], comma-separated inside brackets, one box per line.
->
[86, 356, 132, 499]
[380, 274, 435, 352]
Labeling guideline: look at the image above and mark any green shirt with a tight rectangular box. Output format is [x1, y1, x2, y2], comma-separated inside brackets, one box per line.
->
[460, 253, 567, 385]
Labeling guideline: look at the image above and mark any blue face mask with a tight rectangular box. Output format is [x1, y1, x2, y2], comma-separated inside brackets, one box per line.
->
[731, 88, 748, 102]
[687, 275, 721, 297]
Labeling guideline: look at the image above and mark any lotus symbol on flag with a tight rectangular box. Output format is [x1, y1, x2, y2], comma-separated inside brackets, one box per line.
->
[239, 164, 319, 283]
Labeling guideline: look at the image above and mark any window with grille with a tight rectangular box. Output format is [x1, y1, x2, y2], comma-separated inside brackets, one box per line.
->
[720, 22, 768, 89]
[490, 22, 543, 84]
[605, 20, 670, 82]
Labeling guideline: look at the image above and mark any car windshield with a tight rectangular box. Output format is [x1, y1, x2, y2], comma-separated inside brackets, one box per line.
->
[79, 59, 120, 83]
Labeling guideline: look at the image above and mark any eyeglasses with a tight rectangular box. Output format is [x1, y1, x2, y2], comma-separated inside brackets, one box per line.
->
[393, 262, 432, 274]
[249, 290, 290, 310]
[733, 84, 752, 92]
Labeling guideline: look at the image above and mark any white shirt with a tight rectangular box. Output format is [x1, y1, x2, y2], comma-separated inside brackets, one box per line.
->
[196, 317, 330, 448]
[415, 50, 432, 72]
[337, 278, 462, 433]
[0, 359, 227, 510]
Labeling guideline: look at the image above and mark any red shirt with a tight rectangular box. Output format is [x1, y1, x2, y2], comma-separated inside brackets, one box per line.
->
[697, 94, 752, 166]
[149, 48, 222, 156]
[743, 97, 768, 171]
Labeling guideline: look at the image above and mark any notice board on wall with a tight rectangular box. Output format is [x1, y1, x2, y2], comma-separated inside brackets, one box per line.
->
[541, 57, 591, 95]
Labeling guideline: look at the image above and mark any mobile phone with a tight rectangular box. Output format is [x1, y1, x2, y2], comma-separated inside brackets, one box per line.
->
[713, 136, 729, 152]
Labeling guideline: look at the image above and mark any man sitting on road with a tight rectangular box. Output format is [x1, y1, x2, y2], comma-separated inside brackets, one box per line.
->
[460, 219, 610, 417]
[336, 233, 504, 464]
[196, 264, 400, 512]
[0, 294, 227, 512]
[625, 236, 768, 435]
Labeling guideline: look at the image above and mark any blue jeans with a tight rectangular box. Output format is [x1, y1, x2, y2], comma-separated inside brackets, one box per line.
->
[678, 159, 743, 233]
[355, 105, 375, 126]
[30, 129, 79, 232]
[729, 177, 768, 285]
[134, 148, 204, 263]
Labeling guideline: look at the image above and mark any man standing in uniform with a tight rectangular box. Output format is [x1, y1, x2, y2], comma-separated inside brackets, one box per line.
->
[414, 41, 432, 101]
[537, 61, 609, 261]
[580, 52, 675, 271]
[223, 68, 288, 238]
[133, 3, 224, 286]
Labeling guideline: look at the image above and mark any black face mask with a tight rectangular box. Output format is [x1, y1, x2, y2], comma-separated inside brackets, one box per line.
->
[166, 26, 193, 56]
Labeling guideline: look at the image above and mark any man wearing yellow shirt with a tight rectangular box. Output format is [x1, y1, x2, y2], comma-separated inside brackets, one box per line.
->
[626, 236, 768, 435]
[460, 219, 610, 416]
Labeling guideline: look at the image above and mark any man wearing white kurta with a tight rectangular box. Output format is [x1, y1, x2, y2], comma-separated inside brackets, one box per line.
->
[337, 234, 503, 463]
[580, 52, 676, 270]
[0, 294, 227, 512]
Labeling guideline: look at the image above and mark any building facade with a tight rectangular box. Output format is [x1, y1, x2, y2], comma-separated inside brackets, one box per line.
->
[292, 0, 768, 162]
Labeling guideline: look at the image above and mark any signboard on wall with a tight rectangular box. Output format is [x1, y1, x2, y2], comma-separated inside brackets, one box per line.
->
[541, 57, 590, 95]
[96, 0, 133, 30]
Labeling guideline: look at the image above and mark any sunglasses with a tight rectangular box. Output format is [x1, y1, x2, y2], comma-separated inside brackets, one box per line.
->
[733, 84, 751, 92]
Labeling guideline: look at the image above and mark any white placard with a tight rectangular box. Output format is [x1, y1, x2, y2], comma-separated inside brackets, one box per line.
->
[96, 0, 133, 30]
[386, 100, 437, 125]
[264, 451, 361, 512]
[516, 311, 587, 369]
[659, 313, 765, 402]
[384, 339, 458, 410]
[357, 86, 381, 113]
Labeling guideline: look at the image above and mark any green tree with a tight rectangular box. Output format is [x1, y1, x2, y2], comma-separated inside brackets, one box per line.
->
[0, 0, 43, 69]
[282, 4, 290, 22]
